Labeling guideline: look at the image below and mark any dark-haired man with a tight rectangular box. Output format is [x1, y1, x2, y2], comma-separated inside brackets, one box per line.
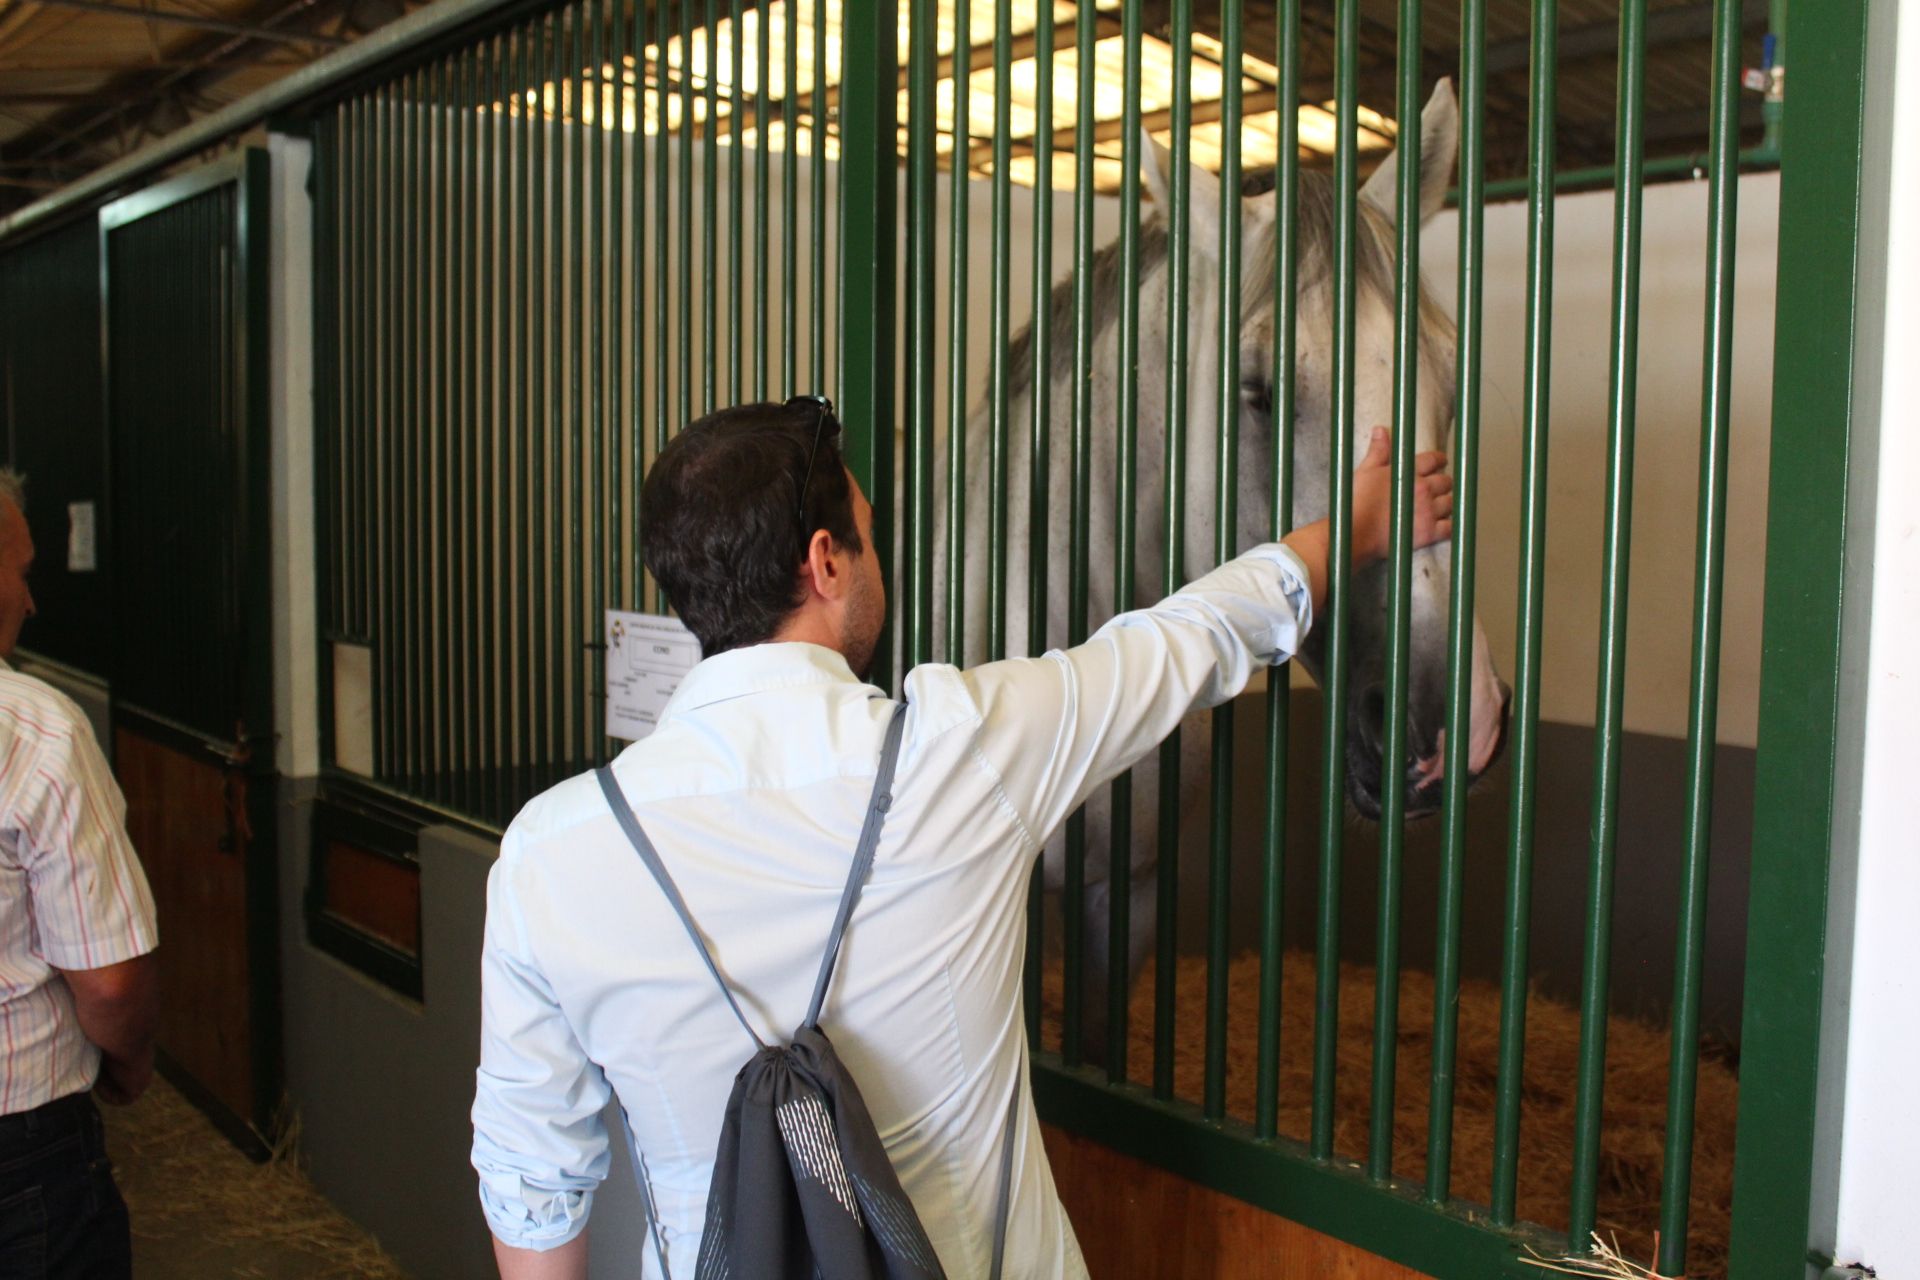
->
[472, 401, 1452, 1279]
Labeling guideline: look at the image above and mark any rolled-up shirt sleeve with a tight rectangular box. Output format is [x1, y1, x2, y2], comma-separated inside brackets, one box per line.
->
[471, 833, 613, 1250]
[963, 543, 1313, 841]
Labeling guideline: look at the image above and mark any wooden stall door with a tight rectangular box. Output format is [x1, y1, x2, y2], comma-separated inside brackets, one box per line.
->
[100, 151, 278, 1150]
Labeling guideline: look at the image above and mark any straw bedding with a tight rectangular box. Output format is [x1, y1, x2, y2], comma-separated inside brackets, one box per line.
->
[1041, 950, 1738, 1279]
[105, 1077, 408, 1279]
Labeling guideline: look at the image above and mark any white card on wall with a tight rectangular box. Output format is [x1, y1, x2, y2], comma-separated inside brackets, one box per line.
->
[605, 610, 702, 741]
[67, 501, 97, 573]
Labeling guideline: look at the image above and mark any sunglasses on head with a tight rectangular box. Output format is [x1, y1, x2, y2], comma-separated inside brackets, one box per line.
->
[788, 394, 841, 528]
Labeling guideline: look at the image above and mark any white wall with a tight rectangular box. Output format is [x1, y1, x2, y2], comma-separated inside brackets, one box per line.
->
[270, 133, 321, 779]
[1816, 0, 1920, 1271]
[1421, 173, 1780, 746]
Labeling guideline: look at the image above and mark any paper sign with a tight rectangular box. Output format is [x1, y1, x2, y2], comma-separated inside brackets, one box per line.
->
[605, 610, 702, 741]
[67, 501, 97, 573]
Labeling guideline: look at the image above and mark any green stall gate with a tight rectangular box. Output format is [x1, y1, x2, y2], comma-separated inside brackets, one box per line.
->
[0, 0, 1867, 1273]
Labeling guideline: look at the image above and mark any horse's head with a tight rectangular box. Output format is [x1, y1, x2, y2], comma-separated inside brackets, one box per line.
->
[1144, 79, 1511, 820]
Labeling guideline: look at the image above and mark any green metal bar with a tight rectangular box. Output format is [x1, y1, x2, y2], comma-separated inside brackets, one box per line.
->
[630, 0, 646, 609]
[608, 0, 625, 626]
[678, 0, 694, 428]
[1153, 0, 1192, 1105]
[409, 67, 427, 791]
[906, 0, 936, 670]
[446, 51, 466, 811]
[1730, 0, 1865, 1268]
[539, 15, 558, 787]
[836, 0, 895, 688]
[1428, 0, 1484, 1205]
[986, 0, 1010, 665]
[943, 0, 970, 666]
[1366, 0, 1421, 1181]
[1489, 0, 1553, 1225]
[480, 37, 497, 817]
[1255, 0, 1299, 1146]
[356, 91, 373, 642]
[573, 0, 590, 772]
[516, 20, 534, 797]
[781, 0, 797, 395]
[1107, 0, 1144, 1089]
[1568, 0, 1647, 1247]
[754, 0, 770, 400]
[1656, 0, 1740, 1268]
[1061, 0, 1094, 1069]
[1311, 0, 1359, 1162]
[654, 0, 673, 611]
[702, 0, 718, 415]
[1203, 0, 1243, 1124]
[313, 110, 339, 669]
[1021, 0, 1055, 1046]
[590, 0, 608, 765]
[728, 0, 744, 402]
[809, 0, 825, 393]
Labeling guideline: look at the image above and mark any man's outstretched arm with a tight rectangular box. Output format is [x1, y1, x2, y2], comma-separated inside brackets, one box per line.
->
[494, 1231, 588, 1280]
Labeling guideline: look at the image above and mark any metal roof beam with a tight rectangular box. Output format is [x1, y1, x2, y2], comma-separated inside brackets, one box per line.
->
[23, 0, 344, 47]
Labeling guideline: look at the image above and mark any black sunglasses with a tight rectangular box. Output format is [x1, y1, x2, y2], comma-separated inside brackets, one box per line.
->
[789, 394, 841, 528]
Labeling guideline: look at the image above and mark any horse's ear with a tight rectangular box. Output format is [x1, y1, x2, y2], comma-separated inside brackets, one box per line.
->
[1358, 78, 1459, 225]
[1140, 128, 1222, 258]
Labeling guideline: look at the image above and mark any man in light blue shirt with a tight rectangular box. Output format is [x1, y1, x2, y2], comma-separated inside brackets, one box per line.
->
[472, 401, 1452, 1278]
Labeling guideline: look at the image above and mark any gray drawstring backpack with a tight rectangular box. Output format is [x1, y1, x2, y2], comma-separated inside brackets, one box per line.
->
[595, 701, 1019, 1280]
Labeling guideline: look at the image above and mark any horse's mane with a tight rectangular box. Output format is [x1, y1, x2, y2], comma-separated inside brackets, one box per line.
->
[1006, 167, 1456, 406]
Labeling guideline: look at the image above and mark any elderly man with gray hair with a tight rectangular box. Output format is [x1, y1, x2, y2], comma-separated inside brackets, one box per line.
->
[0, 468, 159, 1278]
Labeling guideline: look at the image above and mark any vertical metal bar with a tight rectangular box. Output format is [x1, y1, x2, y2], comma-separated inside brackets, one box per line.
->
[353, 92, 371, 644]
[480, 38, 497, 818]
[1107, 0, 1143, 1089]
[1730, 0, 1867, 1267]
[1311, 0, 1360, 1161]
[1021, 0, 1054, 1043]
[655, 0, 674, 611]
[591, 0, 608, 765]
[1489, 0, 1554, 1224]
[782, 0, 798, 394]
[409, 67, 427, 791]
[609, 0, 625, 626]
[809, 0, 826, 392]
[986, 0, 1010, 665]
[439, 54, 457, 809]
[630, 0, 647, 609]
[1060, 0, 1093, 1069]
[571, 1, 589, 772]
[537, 15, 556, 788]
[313, 111, 339, 671]
[1367, 0, 1421, 1180]
[906, 0, 936, 668]
[1656, 0, 1740, 1267]
[836, 0, 896, 683]
[702, 0, 719, 414]
[729, 0, 744, 401]
[754, 0, 771, 399]
[1154, 0, 1193, 1105]
[1428, 0, 1484, 1204]
[679, 0, 695, 428]
[1255, 0, 1300, 1145]
[1569, 0, 1647, 1248]
[449, 51, 468, 812]
[1203, 0, 1244, 1124]
[943, 0, 970, 665]
[516, 20, 534, 797]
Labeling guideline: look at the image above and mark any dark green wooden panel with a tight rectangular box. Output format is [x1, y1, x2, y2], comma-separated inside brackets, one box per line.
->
[0, 221, 111, 678]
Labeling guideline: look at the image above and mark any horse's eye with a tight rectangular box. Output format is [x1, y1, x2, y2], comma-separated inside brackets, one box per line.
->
[1240, 378, 1274, 419]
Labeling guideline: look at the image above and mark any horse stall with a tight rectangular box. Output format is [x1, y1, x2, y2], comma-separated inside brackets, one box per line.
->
[0, 0, 1874, 1275]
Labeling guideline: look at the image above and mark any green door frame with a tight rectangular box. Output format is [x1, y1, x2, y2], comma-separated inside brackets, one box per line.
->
[98, 148, 281, 1149]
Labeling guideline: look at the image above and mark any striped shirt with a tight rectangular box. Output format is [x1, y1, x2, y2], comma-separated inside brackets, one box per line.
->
[0, 658, 159, 1113]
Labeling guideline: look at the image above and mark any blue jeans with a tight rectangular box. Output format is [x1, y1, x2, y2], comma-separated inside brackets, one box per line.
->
[0, 1092, 131, 1279]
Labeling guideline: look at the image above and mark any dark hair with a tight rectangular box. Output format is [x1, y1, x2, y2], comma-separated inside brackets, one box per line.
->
[640, 400, 865, 656]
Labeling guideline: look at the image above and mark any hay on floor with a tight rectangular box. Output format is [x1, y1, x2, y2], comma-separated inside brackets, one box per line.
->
[1040, 950, 1737, 1279]
[106, 1077, 408, 1279]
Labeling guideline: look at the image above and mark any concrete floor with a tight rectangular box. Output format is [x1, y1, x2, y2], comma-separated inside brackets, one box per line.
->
[101, 1077, 410, 1280]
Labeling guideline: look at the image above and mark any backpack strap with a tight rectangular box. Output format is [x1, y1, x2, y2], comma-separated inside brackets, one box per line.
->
[596, 765, 768, 1050]
[987, 1079, 1020, 1280]
[803, 700, 910, 1028]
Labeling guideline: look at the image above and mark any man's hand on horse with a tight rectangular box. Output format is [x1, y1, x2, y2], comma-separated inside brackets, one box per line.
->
[1352, 425, 1453, 564]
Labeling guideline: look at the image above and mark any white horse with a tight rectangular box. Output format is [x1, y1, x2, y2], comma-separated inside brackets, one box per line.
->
[937, 81, 1511, 1055]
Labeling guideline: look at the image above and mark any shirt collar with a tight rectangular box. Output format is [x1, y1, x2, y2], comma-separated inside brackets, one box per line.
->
[659, 641, 878, 720]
